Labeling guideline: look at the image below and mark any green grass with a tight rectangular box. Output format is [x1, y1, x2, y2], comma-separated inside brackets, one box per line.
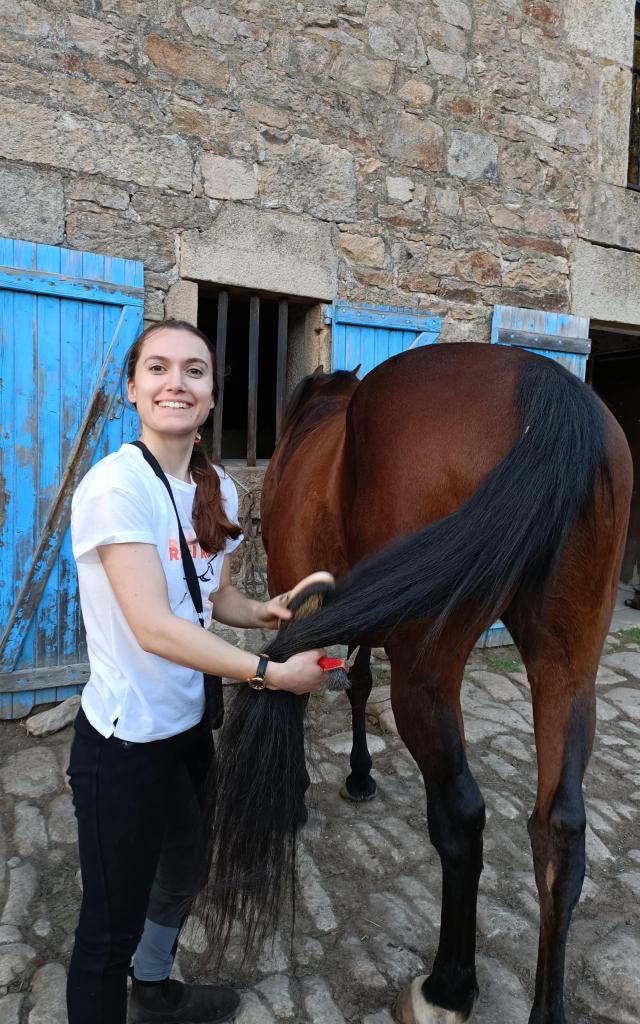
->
[619, 627, 640, 644]
[486, 654, 523, 674]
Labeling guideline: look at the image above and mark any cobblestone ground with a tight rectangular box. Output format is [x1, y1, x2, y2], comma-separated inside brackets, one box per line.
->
[1, 632, 639, 1024]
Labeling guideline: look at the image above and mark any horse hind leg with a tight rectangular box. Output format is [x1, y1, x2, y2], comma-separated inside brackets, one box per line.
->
[340, 645, 378, 802]
[390, 630, 484, 1024]
[504, 584, 612, 1024]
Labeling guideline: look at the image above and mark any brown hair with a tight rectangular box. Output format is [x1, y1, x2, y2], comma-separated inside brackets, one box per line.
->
[126, 319, 242, 555]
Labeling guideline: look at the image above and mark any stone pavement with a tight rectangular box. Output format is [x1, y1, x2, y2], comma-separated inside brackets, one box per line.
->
[1, 631, 639, 1024]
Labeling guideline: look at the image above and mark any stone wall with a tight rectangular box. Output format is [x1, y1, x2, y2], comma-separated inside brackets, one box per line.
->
[0, 0, 638, 343]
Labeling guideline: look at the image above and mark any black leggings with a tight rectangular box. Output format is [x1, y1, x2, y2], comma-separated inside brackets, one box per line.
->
[66, 707, 214, 1024]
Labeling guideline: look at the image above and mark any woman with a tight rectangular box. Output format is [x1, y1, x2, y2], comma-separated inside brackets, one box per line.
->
[67, 319, 325, 1024]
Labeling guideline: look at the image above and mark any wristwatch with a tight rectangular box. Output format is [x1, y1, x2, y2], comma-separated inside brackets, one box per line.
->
[247, 653, 270, 690]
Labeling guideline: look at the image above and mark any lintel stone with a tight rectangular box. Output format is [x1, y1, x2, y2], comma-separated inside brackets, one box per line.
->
[181, 204, 337, 300]
[572, 238, 640, 324]
[580, 183, 640, 253]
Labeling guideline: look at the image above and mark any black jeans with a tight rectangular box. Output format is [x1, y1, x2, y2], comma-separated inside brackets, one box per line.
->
[66, 707, 214, 1024]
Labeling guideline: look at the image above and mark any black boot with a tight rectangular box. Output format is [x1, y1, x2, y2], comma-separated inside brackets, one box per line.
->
[129, 977, 240, 1023]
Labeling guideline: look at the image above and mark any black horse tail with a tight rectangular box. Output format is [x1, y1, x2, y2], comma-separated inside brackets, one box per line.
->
[205, 355, 613, 957]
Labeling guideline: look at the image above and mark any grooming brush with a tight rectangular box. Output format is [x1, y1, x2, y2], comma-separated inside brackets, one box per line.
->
[280, 571, 352, 691]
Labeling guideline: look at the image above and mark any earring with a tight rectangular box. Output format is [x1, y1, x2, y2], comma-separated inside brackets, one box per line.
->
[194, 432, 202, 446]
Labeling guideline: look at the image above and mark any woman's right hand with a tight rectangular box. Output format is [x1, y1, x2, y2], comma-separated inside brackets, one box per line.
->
[267, 650, 326, 694]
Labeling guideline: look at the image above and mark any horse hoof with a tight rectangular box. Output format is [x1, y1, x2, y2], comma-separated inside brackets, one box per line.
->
[395, 977, 472, 1024]
[339, 779, 378, 802]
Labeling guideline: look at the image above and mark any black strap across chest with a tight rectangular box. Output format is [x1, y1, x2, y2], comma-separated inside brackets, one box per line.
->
[131, 440, 204, 626]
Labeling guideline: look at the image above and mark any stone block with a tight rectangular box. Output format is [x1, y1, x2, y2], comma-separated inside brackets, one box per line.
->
[386, 175, 414, 202]
[333, 53, 394, 94]
[0, 994, 23, 1024]
[66, 178, 130, 210]
[201, 154, 257, 200]
[0, 748, 62, 798]
[448, 130, 498, 181]
[0, 0, 52, 39]
[0, 161, 63, 244]
[572, 239, 640, 323]
[0, 945, 36, 987]
[598, 65, 633, 187]
[165, 280, 198, 324]
[565, 0, 634, 66]
[580, 182, 640, 253]
[0, 97, 193, 191]
[539, 57, 592, 116]
[397, 80, 434, 106]
[14, 804, 47, 857]
[1, 865, 37, 927]
[257, 135, 357, 220]
[28, 962, 67, 1024]
[181, 204, 337, 300]
[240, 101, 290, 129]
[67, 13, 134, 60]
[65, 210, 177, 273]
[338, 232, 385, 266]
[383, 112, 444, 171]
[427, 47, 466, 80]
[169, 99, 212, 138]
[182, 5, 245, 44]
[144, 34, 229, 89]
[434, 0, 472, 30]
[26, 694, 80, 736]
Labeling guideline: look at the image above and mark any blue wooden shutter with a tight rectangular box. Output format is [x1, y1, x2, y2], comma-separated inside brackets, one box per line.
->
[326, 301, 442, 375]
[0, 238, 144, 718]
[491, 305, 591, 380]
[484, 304, 592, 647]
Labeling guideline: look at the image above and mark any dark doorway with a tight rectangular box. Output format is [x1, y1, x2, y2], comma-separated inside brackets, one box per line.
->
[588, 328, 640, 584]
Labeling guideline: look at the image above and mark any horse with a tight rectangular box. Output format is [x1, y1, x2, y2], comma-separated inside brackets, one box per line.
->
[207, 342, 632, 1024]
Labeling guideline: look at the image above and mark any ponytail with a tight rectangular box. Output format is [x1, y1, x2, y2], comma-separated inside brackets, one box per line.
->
[190, 444, 242, 555]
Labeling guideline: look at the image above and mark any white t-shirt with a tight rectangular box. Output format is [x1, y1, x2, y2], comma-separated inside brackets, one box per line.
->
[71, 443, 243, 742]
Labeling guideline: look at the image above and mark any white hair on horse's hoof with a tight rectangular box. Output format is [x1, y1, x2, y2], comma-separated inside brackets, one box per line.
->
[395, 976, 472, 1024]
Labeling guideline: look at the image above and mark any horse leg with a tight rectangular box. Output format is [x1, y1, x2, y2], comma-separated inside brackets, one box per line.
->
[340, 645, 377, 802]
[391, 636, 484, 1024]
[503, 606, 603, 1024]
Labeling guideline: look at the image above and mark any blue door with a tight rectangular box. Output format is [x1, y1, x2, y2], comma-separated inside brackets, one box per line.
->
[491, 305, 591, 380]
[485, 304, 592, 645]
[0, 238, 144, 718]
[326, 301, 442, 375]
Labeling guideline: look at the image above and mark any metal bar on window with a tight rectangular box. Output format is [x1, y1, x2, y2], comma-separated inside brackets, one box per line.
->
[247, 295, 260, 466]
[212, 290, 228, 463]
[275, 299, 288, 441]
[628, 3, 640, 188]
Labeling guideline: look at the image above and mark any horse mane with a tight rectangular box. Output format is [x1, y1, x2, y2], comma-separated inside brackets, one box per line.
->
[275, 370, 357, 480]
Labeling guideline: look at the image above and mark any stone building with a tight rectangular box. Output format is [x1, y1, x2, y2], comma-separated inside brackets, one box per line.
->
[1, 0, 640, 580]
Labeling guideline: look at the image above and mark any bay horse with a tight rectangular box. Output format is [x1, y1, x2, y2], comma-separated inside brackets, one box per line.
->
[208, 343, 631, 1024]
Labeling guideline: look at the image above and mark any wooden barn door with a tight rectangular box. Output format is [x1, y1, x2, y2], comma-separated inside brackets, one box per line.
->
[491, 305, 591, 381]
[0, 239, 144, 718]
[326, 301, 442, 374]
[486, 304, 592, 645]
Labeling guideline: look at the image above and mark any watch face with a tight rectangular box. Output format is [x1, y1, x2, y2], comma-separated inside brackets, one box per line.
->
[247, 677, 266, 691]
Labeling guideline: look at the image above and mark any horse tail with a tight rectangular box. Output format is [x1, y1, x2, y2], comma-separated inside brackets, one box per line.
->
[205, 354, 613, 957]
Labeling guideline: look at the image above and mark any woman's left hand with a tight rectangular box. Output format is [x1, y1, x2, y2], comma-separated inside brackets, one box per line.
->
[253, 594, 292, 630]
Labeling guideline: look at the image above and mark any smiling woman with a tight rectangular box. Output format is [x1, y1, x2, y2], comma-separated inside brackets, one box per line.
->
[65, 319, 326, 1024]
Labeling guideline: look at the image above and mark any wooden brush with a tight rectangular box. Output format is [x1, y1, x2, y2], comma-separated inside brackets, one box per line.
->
[280, 571, 351, 691]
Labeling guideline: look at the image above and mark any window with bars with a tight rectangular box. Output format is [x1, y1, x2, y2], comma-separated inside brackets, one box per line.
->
[197, 287, 313, 466]
[628, 1, 640, 188]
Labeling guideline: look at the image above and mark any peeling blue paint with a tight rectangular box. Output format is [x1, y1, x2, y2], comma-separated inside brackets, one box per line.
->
[0, 238, 143, 718]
